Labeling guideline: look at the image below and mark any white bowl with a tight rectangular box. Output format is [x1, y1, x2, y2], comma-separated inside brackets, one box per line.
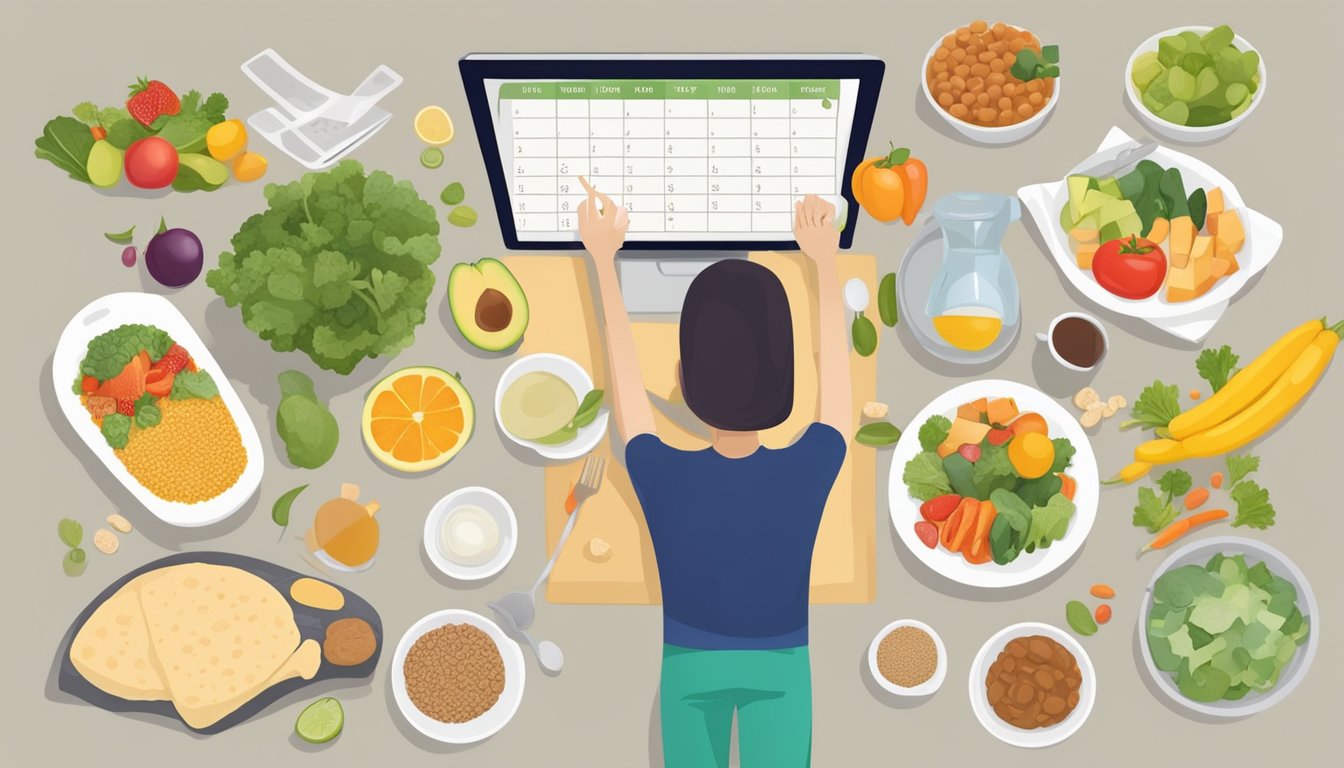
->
[887, 380, 1099, 589]
[391, 609, 526, 744]
[1138, 536, 1318, 718]
[921, 23, 1060, 145]
[52, 293, 264, 527]
[494, 353, 609, 461]
[423, 486, 518, 581]
[867, 619, 947, 697]
[969, 622, 1096, 748]
[1125, 26, 1266, 143]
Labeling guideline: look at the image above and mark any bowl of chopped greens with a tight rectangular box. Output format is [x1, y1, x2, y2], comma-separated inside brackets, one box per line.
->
[1140, 537, 1317, 717]
[1125, 25, 1266, 143]
[888, 380, 1098, 588]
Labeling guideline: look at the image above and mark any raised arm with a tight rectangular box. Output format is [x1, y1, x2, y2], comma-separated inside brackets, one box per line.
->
[578, 176, 657, 445]
[794, 195, 852, 437]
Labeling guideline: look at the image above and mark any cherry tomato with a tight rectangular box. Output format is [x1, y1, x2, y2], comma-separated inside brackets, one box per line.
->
[1092, 235, 1167, 300]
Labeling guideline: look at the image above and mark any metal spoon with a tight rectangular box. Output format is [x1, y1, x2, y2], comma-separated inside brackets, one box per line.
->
[491, 603, 564, 674]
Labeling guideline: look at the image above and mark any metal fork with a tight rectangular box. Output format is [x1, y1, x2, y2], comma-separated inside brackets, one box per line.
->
[489, 454, 606, 632]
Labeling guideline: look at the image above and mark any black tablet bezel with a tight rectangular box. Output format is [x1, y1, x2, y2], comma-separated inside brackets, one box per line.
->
[459, 55, 885, 251]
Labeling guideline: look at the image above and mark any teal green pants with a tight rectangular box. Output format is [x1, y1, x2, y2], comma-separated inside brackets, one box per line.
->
[660, 644, 811, 768]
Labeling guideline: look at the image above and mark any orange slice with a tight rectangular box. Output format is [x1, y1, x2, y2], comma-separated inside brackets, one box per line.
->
[361, 366, 474, 472]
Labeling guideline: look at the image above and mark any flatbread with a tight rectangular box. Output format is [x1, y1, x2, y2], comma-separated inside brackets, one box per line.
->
[69, 574, 168, 701]
[135, 563, 305, 729]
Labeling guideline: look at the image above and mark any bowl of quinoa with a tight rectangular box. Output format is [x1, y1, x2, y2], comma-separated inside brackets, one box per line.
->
[54, 293, 264, 527]
[868, 619, 947, 696]
[391, 609, 525, 744]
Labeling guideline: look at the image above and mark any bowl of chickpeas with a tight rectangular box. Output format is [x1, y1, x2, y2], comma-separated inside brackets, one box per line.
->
[923, 20, 1060, 145]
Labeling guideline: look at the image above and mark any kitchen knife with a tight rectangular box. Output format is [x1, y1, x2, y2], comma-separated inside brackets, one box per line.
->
[1069, 139, 1159, 178]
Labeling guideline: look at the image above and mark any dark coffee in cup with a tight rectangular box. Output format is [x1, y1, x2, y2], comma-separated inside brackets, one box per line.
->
[1051, 316, 1106, 369]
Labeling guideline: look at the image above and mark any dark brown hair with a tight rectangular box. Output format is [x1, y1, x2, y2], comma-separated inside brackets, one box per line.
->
[679, 260, 794, 431]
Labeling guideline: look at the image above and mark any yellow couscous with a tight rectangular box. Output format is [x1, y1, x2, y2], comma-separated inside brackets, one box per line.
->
[114, 397, 246, 503]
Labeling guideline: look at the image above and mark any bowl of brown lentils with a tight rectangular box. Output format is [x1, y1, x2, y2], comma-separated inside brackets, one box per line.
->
[391, 609, 525, 743]
[867, 619, 947, 697]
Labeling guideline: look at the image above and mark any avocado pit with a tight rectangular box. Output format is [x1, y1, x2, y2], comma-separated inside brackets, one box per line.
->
[475, 288, 513, 333]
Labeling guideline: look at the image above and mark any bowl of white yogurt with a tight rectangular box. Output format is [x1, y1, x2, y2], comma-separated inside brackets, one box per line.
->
[424, 486, 517, 580]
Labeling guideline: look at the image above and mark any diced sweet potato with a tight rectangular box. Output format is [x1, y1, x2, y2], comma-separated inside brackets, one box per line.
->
[986, 397, 1019, 427]
[1147, 216, 1170, 245]
[1213, 210, 1244, 274]
[1168, 216, 1196, 269]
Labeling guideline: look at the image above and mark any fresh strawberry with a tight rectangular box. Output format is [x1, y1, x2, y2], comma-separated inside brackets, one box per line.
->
[116, 398, 136, 417]
[156, 344, 190, 374]
[126, 77, 181, 127]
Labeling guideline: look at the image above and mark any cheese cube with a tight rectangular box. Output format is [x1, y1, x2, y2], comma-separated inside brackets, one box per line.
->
[936, 418, 992, 458]
[1213, 210, 1245, 274]
[1168, 216, 1196, 268]
[1076, 243, 1099, 269]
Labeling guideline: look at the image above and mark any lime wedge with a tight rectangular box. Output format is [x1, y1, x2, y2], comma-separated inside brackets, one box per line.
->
[295, 697, 344, 744]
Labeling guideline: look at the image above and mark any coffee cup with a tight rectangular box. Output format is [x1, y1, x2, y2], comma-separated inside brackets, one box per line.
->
[1036, 312, 1108, 372]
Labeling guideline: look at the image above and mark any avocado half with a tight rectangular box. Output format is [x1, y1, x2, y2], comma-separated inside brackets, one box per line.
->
[447, 258, 529, 352]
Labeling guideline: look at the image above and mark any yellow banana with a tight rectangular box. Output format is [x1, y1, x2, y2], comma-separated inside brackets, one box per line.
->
[1182, 324, 1341, 457]
[1104, 461, 1153, 485]
[1168, 319, 1322, 440]
[1135, 438, 1191, 465]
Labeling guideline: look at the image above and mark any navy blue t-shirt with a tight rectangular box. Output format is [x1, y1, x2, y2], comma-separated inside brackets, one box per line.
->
[625, 423, 847, 650]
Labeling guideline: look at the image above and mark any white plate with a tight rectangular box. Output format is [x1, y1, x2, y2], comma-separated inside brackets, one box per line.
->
[887, 380, 1098, 588]
[1018, 126, 1282, 341]
[391, 609, 526, 744]
[969, 622, 1096, 748]
[1124, 26, 1267, 143]
[423, 486, 518, 581]
[1138, 536, 1319, 718]
[494, 353, 609, 461]
[921, 23, 1060, 145]
[52, 293, 264, 527]
[867, 619, 948, 697]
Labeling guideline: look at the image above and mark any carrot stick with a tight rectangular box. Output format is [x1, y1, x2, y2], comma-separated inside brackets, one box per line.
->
[1210, 471, 1224, 489]
[1138, 509, 1229, 557]
[1058, 473, 1077, 501]
[1184, 487, 1210, 510]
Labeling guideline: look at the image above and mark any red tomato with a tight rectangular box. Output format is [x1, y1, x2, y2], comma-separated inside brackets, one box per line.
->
[1092, 236, 1167, 300]
[124, 136, 179, 189]
[914, 521, 939, 549]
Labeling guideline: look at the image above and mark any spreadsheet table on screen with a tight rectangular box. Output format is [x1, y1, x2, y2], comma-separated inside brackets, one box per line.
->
[485, 79, 860, 241]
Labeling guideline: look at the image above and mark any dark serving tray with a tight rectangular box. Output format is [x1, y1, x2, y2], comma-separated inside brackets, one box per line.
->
[56, 551, 382, 734]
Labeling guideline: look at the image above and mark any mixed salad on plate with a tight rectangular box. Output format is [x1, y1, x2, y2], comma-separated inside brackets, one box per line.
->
[903, 395, 1078, 566]
[73, 323, 245, 504]
[1060, 160, 1245, 303]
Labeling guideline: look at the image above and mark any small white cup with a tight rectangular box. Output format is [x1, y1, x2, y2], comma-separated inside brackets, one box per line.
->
[1036, 311, 1108, 372]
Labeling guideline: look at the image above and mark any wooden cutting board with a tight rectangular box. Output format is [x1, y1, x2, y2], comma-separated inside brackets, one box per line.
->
[503, 253, 877, 604]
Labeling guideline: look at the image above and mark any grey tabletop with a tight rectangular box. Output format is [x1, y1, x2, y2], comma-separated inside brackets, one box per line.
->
[4, 0, 1341, 766]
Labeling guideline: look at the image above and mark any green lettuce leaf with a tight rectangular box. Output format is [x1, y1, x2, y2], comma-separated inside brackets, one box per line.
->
[35, 116, 95, 183]
[903, 451, 951, 501]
